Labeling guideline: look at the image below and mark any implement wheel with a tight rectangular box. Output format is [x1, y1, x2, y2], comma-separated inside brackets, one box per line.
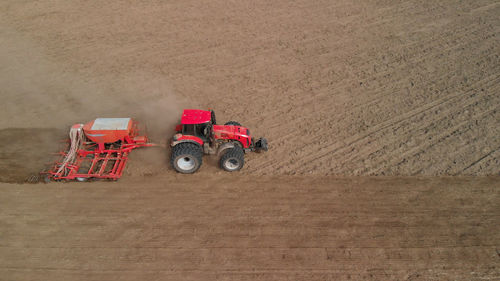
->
[171, 142, 203, 174]
[76, 154, 94, 182]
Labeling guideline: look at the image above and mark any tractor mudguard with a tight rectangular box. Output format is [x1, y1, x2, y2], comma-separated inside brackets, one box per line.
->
[171, 134, 204, 147]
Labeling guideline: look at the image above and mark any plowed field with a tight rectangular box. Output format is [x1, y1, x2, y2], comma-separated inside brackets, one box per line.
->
[0, 0, 499, 280]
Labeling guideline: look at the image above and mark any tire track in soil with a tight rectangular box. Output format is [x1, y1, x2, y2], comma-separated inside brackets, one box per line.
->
[244, 16, 499, 175]
[1, 0, 499, 177]
[346, 76, 500, 172]
[366, 97, 500, 175]
[250, 72, 499, 175]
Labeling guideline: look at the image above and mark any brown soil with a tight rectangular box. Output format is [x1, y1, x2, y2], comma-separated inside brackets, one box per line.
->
[1, 0, 499, 178]
[0, 176, 499, 280]
[0, 128, 64, 183]
[0, 0, 499, 280]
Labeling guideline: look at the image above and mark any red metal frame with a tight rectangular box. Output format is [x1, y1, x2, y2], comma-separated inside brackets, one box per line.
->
[44, 120, 154, 181]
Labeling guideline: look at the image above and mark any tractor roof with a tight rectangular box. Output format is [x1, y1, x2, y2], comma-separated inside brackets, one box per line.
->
[181, 109, 212, 124]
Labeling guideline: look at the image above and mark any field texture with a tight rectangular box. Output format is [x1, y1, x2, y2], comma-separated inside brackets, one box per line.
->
[1, 0, 499, 177]
[1, 176, 499, 280]
[0, 0, 499, 280]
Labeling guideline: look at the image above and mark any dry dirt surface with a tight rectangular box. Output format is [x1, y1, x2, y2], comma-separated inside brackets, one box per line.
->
[1, 0, 499, 177]
[1, 0, 500, 280]
[0, 177, 499, 281]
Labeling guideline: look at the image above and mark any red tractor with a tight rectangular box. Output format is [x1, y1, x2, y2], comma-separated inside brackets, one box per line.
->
[170, 109, 268, 173]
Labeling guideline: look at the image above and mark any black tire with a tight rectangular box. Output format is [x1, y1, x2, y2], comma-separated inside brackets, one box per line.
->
[171, 142, 203, 174]
[220, 146, 244, 172]
[224, 121, 241, 126]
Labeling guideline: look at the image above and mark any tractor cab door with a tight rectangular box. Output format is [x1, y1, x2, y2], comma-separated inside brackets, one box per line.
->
[182, 123, 213, 144]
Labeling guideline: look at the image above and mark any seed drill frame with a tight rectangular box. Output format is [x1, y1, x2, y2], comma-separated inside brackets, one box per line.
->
[43, 118, 154, 182]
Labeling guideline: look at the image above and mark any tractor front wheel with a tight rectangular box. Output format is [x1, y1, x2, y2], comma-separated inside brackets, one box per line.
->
[220, 147, 244, 172]
[171, 142, 203, 174]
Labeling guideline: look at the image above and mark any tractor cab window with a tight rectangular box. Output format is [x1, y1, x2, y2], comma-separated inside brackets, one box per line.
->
[183, 123, 210, 139]
[182, 124, 195, 135]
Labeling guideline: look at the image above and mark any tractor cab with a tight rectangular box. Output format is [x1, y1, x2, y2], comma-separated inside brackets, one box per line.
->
[175, 109, 216, 142]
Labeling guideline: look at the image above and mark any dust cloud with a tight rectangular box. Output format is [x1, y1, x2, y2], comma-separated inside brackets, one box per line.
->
[0, 26, 185, 134]
[0, 26, 187, 182]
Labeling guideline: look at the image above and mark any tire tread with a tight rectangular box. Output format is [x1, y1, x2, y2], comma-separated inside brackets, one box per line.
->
[171, 142, 203, 173]
[220, 146, 244, 172]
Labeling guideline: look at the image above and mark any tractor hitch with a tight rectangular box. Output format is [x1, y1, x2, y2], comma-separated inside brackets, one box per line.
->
[253, 137, 268, 152]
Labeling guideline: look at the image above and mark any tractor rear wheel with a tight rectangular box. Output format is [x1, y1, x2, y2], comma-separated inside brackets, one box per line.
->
[171, 142, 203, 174]
[220, 146, 244, 172]
[224, 121, 241, 126]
